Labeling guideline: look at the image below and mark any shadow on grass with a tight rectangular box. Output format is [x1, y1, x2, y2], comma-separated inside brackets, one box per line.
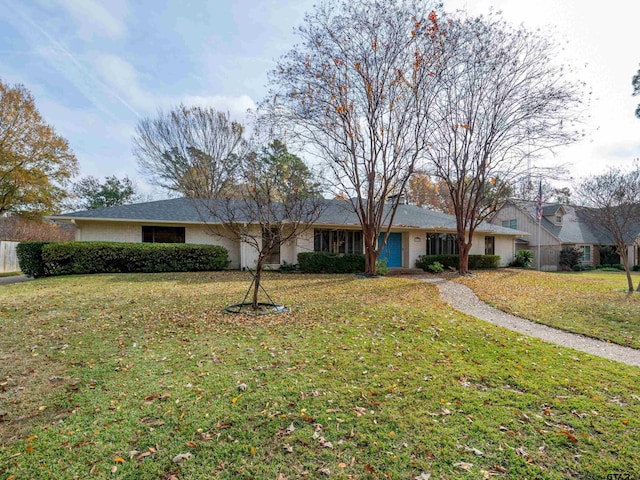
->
[99, 270, 366, 289]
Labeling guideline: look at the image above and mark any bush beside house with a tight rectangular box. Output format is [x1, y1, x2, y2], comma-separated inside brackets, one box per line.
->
[416, 254, 500, 271]
[298, 252, 365, 273]
[15, 242, 51, 278]
[17, 241, 229, 277]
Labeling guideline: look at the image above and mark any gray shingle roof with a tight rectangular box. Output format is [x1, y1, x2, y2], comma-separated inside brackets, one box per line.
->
[50, 198, 524, 236]
[510, 200, 612, 244]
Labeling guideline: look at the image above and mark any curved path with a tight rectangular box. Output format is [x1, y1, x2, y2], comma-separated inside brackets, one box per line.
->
[417, 276, 640, 368]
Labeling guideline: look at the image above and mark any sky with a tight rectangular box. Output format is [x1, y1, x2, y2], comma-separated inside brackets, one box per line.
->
[1, 0, 639, 200]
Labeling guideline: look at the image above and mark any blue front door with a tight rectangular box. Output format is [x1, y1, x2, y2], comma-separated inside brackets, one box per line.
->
[378, 232, 402, 268]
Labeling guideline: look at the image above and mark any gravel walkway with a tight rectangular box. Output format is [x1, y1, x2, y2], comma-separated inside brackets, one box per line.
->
[417, 275, 640, 368]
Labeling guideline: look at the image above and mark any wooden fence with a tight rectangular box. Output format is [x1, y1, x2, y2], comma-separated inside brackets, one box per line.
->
[0, 241, 20, 273]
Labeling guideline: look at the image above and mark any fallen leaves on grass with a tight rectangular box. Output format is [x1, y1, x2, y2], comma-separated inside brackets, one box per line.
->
[172, 452, 193, 464]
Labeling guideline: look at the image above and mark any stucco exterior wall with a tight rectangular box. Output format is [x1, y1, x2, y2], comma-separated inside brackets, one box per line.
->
[406, 230, 426, 269]
[74, 220, 241, 269]
[469, 234, 514, 267]
[72, 220, 519, 270]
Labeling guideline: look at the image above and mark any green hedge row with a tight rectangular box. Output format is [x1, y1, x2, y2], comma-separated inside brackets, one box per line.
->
[17, 241, 229, 277]
[297, 252, 365, 273]
[415, 254, 500, 270]
[15, 242, 51, 278]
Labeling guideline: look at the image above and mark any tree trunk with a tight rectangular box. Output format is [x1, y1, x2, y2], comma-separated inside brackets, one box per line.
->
[458, 242, 472, 276]
[620, 250, 634, 293]
[363, 226, 378, 276]
[252, 257, 265, 309]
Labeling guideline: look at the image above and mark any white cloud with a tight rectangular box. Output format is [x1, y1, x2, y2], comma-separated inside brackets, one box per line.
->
[52, 0, 127, 40]
[90, 53, 153, 113]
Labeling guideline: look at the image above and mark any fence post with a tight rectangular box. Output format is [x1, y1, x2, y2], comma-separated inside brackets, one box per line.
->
[0, 241, 20, 273]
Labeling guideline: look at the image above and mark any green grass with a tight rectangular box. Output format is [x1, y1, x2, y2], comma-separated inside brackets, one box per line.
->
[0, 271, 21, 278]
[1, 271, 639, 479]
[456, 269, 640, 349]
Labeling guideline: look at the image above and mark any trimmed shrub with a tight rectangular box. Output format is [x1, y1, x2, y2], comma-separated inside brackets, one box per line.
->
[416, 254, 500, 271]
[416, 254, 459, 270]
[469, 255, 500, 269]
[38, 242, 228, 276]
[298, 252, 365, 273]
[633, 265, 640, 272]
[559, 246, 582, 271]
[16, 242, 51, 278]
[572, 264, 594, 272]
[278, 261, 299, 273]
[427, 261, 444, 273]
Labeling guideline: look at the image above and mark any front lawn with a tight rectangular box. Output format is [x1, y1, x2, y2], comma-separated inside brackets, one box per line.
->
[1, 272, 639, 479]
[456, 269, 640, 349]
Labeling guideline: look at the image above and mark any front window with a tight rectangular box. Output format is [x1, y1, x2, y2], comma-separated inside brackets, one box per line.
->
[485, 236, 495, 255]
[556, 215, 563, 225]
[262, 227, 281, 264]
[426, 233, 459, 255]
[142, 226, 185, 243]
[502, 219, 517, 229]
[581, 245, 591, 263]
[314, 229, 363, 254]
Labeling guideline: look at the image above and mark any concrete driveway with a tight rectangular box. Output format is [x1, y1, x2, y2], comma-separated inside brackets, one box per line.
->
[0, 275, 31, 285]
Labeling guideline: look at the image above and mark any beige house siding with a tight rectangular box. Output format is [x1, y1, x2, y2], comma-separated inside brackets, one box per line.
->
[492, 204, 560, 247]
[468, 234, 514, 267]
[406, 230, 425, 269]
[74, 220, 242, 269]
[76, 221, 141, 243]
[72, 220, 518, 270]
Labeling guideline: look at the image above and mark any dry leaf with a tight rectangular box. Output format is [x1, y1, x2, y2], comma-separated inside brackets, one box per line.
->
[464, 445, 484, 456]
[172, 452, 193, 464]
[454, 462, 473, 471]
[415, 473, 431, 480]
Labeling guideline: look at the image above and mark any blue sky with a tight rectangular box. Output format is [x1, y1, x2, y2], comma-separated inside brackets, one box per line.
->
[1, 0, 639, 199]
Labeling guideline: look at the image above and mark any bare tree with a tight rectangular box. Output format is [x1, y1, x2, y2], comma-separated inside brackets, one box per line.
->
[633, 66, 640, 118]
[267, 0, 445, 275]
[514, 178, 572, 204]
[195, 139, 324, 310]
[425, 13, 584, 274]
[576, 164, 640, 292]
[133, 105, 248, 198]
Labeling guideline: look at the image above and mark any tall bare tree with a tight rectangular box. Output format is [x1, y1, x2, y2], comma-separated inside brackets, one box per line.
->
[0, 79, 77, 216]
[133, 105, 248, 198]
[425, 13, 584, 274]
[195, 139, 324, 310]
[576, 164, 640, 292]
[633, 67, 640, 118]
[268, 0, 445, 275]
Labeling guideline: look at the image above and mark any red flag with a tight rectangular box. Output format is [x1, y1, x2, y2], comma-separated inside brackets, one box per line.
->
[537, 181, 543, 221]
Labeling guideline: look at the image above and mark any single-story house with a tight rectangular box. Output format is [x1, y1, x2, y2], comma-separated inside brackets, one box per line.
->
[49, 198, 526, 270]
[490, 199, 640, 270]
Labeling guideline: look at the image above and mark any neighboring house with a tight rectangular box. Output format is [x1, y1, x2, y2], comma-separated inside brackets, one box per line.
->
[491, 199, 640, 271]
[48, 198, 525, 270]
